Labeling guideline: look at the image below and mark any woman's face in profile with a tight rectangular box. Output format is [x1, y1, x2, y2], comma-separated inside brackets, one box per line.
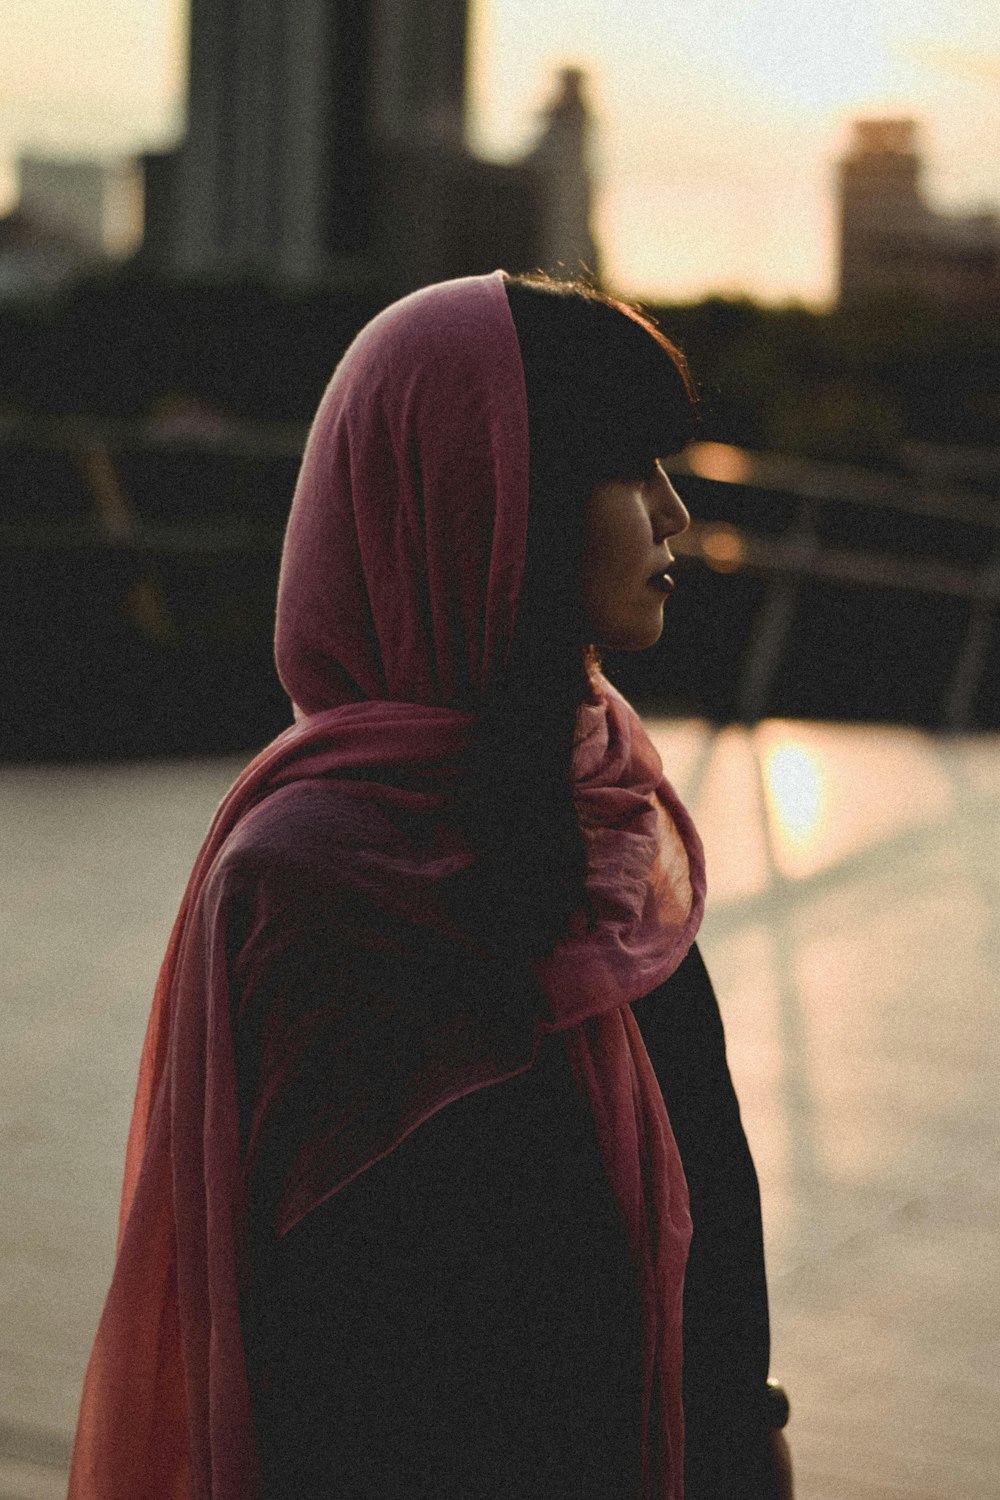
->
[581, 462, 690, 651]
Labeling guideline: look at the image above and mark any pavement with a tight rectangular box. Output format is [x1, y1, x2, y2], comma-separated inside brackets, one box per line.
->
[2, 719, 998, 1499]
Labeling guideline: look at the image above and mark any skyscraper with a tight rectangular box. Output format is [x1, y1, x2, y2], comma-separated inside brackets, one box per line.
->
[837, 119, 1000, 312]
[143, 0, 598, 291]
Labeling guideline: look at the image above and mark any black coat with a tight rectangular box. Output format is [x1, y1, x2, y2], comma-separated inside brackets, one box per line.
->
[242, 942, 772, 1499]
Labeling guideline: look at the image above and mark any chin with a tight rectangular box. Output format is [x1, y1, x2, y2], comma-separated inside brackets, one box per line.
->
[601, 621, 665, 652]
[589, 599, 667, 653]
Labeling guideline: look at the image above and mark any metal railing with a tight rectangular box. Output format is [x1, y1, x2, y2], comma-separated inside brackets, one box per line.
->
[1, 420, 998, 734]
[669, 444, 999, 728]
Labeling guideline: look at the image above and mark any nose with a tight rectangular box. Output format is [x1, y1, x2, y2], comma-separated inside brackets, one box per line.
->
[652, 465, 690, 541]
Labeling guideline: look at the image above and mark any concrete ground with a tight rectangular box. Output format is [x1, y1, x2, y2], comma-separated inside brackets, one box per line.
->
[2, 719, 998, 1499]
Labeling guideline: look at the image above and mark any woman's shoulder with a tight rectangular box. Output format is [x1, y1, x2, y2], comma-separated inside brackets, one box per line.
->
[212, 780, 405, 893]
[205, 778, 463, 985]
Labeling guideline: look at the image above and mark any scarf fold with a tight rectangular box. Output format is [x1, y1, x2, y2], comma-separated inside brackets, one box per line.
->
[68, 272, 705, 1500]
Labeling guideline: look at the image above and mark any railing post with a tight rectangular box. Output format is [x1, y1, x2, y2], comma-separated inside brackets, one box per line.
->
[734, 499, 820, 723]
[943, 543, 1000, 730]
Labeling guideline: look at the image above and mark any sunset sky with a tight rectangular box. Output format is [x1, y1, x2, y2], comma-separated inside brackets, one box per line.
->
[1, 0, 997, 305]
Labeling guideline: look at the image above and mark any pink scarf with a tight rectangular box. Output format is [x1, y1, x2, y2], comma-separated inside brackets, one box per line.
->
[68, 272, 705, 1499]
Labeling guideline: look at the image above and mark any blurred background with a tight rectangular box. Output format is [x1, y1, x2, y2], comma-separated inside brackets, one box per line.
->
[1, 0, 999, 752]
[1, 3, 998, 1498]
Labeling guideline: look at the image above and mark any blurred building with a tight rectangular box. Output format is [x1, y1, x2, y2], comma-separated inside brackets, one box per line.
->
[19, 157, 109, 253]
[837, 119, 1000, 311]
[0, 205, 91, 300]
[0, 154, 141, 300]
[140, 0, 599, 291]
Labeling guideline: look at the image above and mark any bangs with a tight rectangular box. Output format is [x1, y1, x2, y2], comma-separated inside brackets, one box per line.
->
[576, 296, 698, 483]
[582, 352, 698, 483]
[505, 276, 698, 493]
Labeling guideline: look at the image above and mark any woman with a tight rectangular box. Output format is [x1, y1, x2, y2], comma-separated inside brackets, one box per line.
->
[68, 271, 791, 1499]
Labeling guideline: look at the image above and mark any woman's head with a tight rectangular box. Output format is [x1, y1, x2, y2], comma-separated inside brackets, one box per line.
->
[275, 270, 696, 717]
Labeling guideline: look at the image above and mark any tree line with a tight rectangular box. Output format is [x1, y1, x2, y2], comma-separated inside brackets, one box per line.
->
[1, 270, 997, 466]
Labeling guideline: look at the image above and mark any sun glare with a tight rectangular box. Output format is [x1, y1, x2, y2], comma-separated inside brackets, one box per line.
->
[764, 742, 827, 857]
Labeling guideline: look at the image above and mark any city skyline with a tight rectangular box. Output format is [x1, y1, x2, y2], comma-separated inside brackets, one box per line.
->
[1, 0, 998, 306]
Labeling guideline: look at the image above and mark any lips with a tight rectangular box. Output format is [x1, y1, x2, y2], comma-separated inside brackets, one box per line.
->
[647, 572, 675, 594]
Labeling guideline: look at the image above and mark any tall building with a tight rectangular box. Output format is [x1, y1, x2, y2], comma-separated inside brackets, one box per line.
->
[142, 0, 598, 291]
[524, 69, 599, 278]
[837, 119, 1000, 312]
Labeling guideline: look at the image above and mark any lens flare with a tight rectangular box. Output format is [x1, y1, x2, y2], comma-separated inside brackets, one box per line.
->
[686, 442, 752, 485]
[701, 525, 746, 573]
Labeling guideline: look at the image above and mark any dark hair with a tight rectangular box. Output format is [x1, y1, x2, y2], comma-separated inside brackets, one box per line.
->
[462, 274, 697, 959]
